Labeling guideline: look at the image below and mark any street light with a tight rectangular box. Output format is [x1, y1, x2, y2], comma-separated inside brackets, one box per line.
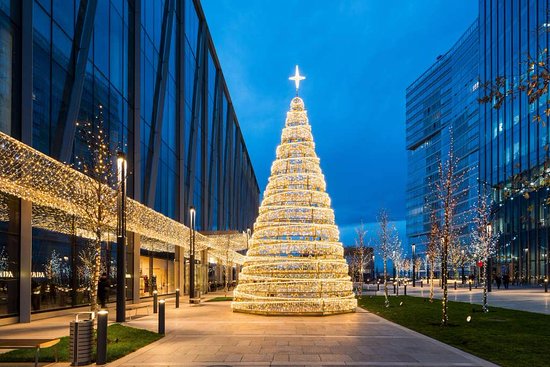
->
[461, 249, 466, 284]
[524, 247, 529, 285]
[189, 206, 196, 302]
[412, 244, 416, 287]
[372, 254, 375, 281]
[392, 250, 396, 280]
[486, 223, 492, 293]
[244, 228, 251, 251]
[426, 254, 430, 285]
[116, 152, 127, 322]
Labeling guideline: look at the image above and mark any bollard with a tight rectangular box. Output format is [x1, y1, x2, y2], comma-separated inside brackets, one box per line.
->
[404, 284, 407, 296]
[545, 279, 548, 293]
[393, 283, 396, 294]
[176, 288, 180, 308]
[454, 281, 457, 290]
[396, 284, 399, 296]
[420, 280, 423, 288]
[158, 300, 165, 335]
[153, 290, 158, 313]
[96, 310, 108, 365]
[469, 280, 472, 291]
[377, 282, 380, 291]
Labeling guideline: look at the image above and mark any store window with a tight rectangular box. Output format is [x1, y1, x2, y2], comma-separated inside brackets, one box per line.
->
[0, 193, 20, 318]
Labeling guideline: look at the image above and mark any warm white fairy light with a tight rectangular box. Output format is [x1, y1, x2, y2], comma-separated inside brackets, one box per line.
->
[232, 96, 356, 315]
[0, 131, 246, 264]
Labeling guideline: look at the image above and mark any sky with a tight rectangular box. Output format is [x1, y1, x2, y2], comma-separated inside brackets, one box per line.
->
[201, 0, 478, 248]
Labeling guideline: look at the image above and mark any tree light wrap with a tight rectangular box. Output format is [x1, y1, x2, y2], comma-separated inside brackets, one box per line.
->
[232, 96, 357, 315]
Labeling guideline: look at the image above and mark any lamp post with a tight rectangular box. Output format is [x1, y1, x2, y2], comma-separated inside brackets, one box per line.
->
[392, 250, 396, 281]
[461, 249, 466, 284]
[243, 228, 251, 251]
[412, 244, 416, 287]
[486, 223, 492, 292]
[116, 152, 127, 322]
[524, 247, 529, 285]
[189, 206, 196, 302]
[372, 254, 375, 282]
[426, 254, 430, 285]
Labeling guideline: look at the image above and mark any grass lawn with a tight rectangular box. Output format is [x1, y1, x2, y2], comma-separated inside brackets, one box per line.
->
[206, 296, 233, 302]
[358, 295, 549, 367]
[0, 323, 162, 363]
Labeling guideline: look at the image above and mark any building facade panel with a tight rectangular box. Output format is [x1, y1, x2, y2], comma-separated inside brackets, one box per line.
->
[479, 0, 550, 283]
[406, 21, 479, 256]
[0, 0, 259, 321]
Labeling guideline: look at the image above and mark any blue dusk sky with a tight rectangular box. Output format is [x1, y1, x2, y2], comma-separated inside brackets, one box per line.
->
[202, 0, 478, 247]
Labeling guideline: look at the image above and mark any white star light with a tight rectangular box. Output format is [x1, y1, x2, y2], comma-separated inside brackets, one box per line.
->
[289, 65, 306, 92]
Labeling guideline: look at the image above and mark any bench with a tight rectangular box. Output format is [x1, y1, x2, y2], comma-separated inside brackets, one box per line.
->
[0, 338, 60, 367]
[126, 304, 150, 319]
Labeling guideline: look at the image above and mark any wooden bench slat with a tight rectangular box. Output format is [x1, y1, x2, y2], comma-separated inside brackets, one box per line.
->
[0, 338, 60, 350]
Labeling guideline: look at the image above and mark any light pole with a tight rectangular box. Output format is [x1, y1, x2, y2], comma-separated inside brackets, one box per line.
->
[244, 228, 251, 251]
[372, 254, 375, 281]
[426, 254, 430, 285]
[189, 206, 196, 302]
[412, 244, 416, 287]
[524, 247, 529, 285]
[486, 223, 492, 292]
[461, 249, 466, 284]
[392, 250, 396, 281]
[116, 152, 127, 322]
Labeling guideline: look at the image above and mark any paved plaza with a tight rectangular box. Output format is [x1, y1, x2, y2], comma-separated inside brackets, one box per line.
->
[0, 292, 501, 367]
[382, 283, 550, 315]
[103, 295, 495, 367]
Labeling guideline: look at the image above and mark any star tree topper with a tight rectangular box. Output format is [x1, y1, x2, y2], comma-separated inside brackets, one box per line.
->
[289, 65, 305, 94]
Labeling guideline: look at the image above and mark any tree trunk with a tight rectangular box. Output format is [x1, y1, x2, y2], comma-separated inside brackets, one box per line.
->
[429, 260, 434, 302]
[90, 238, 101, 313]
[383, 258, 389, 307]
[482, 263, 488, 312]
[441, 241, 448, 326]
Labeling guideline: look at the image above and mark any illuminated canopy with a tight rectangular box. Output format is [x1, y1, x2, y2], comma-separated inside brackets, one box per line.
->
[0, 131, 246, 265]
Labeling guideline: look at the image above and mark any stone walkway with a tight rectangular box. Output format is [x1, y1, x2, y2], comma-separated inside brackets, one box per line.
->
[106, 298, 496, 367]
[393, 283, 550, 315]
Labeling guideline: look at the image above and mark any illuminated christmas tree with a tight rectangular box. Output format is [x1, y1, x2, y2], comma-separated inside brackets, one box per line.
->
[232, 66, 356, 315]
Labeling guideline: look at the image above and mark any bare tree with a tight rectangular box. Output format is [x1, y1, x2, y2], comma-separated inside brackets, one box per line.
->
[223, 234, 232, 297]
[414, 256, 423, 282]
[376, 209, 401, 307]
[72, 107, 119, 313]
[434, 138, 466, 326]
[470, 189, 498, 312]
[427, 209, 440, 303]
[352, 224, 369, 297]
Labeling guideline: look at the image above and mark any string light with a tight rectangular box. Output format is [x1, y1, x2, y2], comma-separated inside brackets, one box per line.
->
[232, 97, 356, 315]
[0, 131, 246, 264]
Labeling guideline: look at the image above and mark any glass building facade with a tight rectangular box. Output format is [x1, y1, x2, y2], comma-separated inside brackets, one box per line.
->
[479, 0, 550, 283]
[0, 0, 259, 322]
[406, 21, 479, 256]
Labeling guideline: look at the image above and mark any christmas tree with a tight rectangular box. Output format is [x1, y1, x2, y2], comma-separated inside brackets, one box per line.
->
[232, 66, 356, 315]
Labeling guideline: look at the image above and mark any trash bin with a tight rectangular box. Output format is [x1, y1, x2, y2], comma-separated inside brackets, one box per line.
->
[70, 311, 94, 366]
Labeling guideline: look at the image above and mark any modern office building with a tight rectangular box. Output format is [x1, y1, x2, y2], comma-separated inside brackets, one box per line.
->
[0, 0, 259, 324]
[479, 0, 549, 282]
[406, 21, 479, 257]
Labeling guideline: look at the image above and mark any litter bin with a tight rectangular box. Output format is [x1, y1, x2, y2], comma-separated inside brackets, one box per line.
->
[70, 311, 94, 366]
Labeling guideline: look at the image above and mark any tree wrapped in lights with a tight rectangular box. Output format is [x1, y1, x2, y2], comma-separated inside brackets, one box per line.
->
[350, 224, 369, 296]
[73, 106, 119, 313]
[469, 188, 498, 312]
[232, 95, 356, 315]
[427, 209, 440, 303]
[376, 209, 401, 307]
[434, 139, 466, 326]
